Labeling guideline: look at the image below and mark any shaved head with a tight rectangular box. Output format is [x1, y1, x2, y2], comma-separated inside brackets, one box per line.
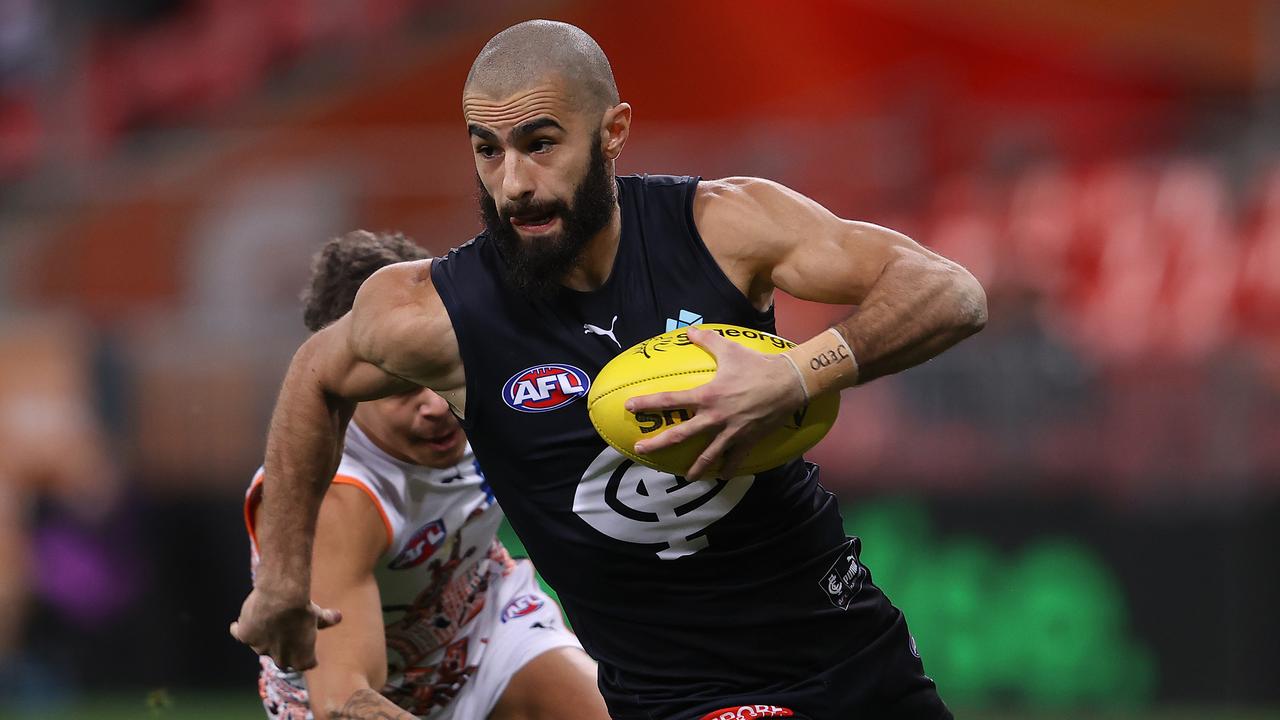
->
[465, 20, 619, 113]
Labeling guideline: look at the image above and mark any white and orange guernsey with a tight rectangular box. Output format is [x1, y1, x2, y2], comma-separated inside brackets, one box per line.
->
[243, 423, 581, 720]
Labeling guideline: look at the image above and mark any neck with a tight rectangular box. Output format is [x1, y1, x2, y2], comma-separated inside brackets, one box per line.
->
[560, 203, 621, 292]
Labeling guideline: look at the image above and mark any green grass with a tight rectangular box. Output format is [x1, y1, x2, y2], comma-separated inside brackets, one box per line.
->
[0, 691, 262, 720]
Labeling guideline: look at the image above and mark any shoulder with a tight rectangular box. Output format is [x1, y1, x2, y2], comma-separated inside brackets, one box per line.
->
[691, 177, 811, 269]
[696, 175, 842, 247]
[319, 479, 393, 561]
[337, 433, 402, 502]
[693, 176, 809, 221]
[348, 259, 457, 383]
[355, 258, 437, 314]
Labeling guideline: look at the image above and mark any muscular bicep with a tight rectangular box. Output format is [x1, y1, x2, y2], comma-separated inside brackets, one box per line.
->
[300, 483, 391, 716]
[772, 217, 930, 305]
[695, 177, 947, 306]
[305, 315, 417, 402]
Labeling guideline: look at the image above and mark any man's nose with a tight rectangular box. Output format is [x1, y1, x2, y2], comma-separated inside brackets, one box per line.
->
[502, 151, 535, 203]
[417, 391, 452, 419]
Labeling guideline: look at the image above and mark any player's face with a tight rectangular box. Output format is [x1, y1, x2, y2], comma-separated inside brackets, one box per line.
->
[354, 387, 466, 469]
[465, 80, 616, 297]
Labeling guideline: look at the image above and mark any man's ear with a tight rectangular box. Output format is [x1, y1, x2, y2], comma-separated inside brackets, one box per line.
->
[601, 102, 632, 161]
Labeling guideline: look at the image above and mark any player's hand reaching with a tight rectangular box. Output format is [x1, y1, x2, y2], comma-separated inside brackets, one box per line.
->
[230, 585, 342, 672]
[625, 326, 808, 481]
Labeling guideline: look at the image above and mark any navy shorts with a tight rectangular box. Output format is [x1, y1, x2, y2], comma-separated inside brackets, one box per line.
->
[675, 610, 952, 720]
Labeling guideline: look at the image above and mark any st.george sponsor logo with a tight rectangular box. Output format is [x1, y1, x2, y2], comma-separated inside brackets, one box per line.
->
[634, 326, 792, 360]
[502, 364, 591, 413]
[388, 519, 447, 570]
[500, 594, 544, 623]
[698, 705, 796, 720]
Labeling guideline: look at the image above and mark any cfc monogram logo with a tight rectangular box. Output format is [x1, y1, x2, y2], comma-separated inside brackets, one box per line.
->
[573, 446, 754, 559]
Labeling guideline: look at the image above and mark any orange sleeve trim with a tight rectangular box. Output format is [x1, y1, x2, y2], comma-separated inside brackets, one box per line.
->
[331, 474, 395, 554]
[243, 472, 394, 556]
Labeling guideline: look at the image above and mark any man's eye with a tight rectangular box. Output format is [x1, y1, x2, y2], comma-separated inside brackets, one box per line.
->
[531, 139, 553, 153]
[476, 145, 498, 159]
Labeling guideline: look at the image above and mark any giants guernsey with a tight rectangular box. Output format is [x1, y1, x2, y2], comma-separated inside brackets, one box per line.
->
[431, 175, 896, 717]
[244, 423, 516, 715]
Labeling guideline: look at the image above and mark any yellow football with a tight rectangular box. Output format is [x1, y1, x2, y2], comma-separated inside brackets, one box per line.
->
[587, 323, 840, 476]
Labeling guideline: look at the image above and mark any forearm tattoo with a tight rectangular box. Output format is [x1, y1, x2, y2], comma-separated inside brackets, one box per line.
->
[329, 688, 416, 720]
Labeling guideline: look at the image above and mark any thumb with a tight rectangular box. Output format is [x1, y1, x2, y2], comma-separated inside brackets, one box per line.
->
[315, 605, 343, 629]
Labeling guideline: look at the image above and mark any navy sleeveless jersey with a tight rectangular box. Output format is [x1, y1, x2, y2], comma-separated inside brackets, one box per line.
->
[431, 175, 895, 717]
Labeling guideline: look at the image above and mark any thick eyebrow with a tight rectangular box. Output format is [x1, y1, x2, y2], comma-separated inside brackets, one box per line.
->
[468, 117, 566, 146]
[511, 117, 565, 141]
[468, 124, 500, 143]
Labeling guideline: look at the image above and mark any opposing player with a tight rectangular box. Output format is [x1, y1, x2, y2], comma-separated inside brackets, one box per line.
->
[234, 21, 988, 720]
[243, 231, 609, 720]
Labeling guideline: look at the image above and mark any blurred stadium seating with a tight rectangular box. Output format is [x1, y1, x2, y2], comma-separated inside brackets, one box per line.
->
[0, 0, 1276, 717]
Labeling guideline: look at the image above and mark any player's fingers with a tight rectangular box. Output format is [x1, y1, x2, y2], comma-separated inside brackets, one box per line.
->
[634, 414, 716, 455]
[230, 620, 259, 648]
[625, 388, 699, 413]
[293, 652, 319, 672]
[315, 606, 343, 629]
[718, 441, 753, 480]
[685, 430, 735, 481]
[684, 327, 729, 354]
[278, 643, 319, 673]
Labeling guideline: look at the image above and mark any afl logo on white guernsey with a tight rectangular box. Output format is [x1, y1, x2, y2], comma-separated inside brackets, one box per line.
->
[500, 594, 544, 623]
[573, 446, 754, 560]
[388, 519, 447, 570]
[502, 364, 590, 413]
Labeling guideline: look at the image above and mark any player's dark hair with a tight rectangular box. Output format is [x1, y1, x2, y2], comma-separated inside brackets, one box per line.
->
[301, 230, 430, 332]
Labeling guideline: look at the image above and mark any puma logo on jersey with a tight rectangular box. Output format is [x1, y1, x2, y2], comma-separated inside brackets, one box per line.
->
[583, 315, 621, 349]
[502, 364, 591, 413]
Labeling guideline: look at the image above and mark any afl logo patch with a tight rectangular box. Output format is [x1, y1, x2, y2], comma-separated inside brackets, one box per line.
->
[388, 519, 447, 570]
[502, 364, 590, 413]
[500, 594, 544, 623]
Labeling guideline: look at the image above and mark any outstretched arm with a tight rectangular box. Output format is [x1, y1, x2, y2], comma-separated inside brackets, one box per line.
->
[250, 479, 413, 719]
[630, 177, 986, 479]
[298, 485, 414, 720]
[232, 260, 462, 671]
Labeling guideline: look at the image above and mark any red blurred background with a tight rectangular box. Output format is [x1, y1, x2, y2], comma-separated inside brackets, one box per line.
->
[1, 0, 1276, 716]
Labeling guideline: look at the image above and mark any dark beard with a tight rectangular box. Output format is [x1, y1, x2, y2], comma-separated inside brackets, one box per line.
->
[478, 140, 616, 300]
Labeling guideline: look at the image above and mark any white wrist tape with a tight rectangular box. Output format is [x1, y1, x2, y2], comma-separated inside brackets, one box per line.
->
[778, 352, 811, 404]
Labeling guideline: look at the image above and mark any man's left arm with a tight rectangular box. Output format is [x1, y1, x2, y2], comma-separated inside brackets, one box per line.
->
[628, 176, 987, 479]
